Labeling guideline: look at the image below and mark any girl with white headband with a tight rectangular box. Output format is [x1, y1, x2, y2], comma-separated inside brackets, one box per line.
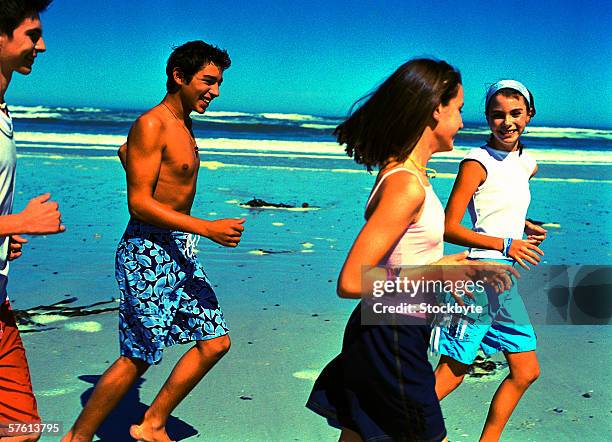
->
[433, 80, 547, 441]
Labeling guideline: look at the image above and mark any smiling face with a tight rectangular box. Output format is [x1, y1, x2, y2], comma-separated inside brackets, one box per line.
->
[486, 92, 532, 151]
[0, 15, 46, 76]
[431, 84, 464, 152]
[176, 62, 223, 114]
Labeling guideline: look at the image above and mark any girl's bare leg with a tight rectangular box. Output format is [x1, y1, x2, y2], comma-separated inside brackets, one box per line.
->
[480, 350, 540, 441]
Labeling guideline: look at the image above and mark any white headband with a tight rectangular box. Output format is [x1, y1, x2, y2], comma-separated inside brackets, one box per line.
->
[485, 80, 531, 110]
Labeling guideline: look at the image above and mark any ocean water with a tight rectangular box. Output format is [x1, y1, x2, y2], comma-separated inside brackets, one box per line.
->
[10, 104, 612, 167]
[6, 105, 612, 311]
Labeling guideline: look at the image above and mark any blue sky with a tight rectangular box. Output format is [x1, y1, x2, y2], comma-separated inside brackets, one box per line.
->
[7, 0, 612, 127]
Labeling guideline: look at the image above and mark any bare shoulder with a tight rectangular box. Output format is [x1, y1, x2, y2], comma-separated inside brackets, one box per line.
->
[379, 170, 426, 206]
[366, 170, 426, 222]
[132, 106, 166, 133]
[128, 106, 167, 151]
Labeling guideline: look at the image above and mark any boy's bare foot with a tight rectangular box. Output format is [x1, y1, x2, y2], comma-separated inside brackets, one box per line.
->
[129, 423, 174, 442]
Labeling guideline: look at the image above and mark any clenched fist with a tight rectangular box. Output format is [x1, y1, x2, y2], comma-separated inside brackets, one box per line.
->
[204, 218, 245, 247]
[18, 193, 65, 235]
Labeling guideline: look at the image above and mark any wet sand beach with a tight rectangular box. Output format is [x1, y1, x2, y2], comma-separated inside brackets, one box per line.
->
[10, 151, 612, 441]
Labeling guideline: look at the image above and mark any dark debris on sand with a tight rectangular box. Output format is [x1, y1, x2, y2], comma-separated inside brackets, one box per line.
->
[13, 297, 118, 333]
[256, 248, 296, 254]
[242, 198, 311, 209]
[467, 355, 508, 377]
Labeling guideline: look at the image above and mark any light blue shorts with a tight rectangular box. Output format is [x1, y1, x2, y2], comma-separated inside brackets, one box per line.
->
[432, 258, 536, 365]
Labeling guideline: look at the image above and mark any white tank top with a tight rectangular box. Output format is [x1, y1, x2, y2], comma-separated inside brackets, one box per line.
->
[464, 145, 536, 259]
[0, 108, 17, 302]
[365, 168, 444, 266]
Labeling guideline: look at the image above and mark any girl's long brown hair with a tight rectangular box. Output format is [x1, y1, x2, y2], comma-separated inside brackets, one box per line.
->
[335, 58, 462, 171]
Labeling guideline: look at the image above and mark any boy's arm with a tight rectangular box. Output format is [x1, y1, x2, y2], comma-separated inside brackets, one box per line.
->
[0, 193, 64, 236]
[0, 193, 64, 261]
[118, 142, 127, 170]
[125, 115, 244, 247]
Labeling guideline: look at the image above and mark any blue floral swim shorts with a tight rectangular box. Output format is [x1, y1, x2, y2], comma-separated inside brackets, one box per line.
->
[116, 219, 229, 365]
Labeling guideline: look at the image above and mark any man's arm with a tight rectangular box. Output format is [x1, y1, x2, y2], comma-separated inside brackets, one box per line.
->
[125, 115, 244, 247]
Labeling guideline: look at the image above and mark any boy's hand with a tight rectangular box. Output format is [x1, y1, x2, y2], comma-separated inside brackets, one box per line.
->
[205, 218, 245, 247]
[525, 220, 547, 245]
[7, 235, 28, 261]
[18, 193, 65, 235]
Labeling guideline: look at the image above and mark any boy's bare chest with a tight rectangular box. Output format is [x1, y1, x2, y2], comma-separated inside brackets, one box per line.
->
[162, 141, 200, 179]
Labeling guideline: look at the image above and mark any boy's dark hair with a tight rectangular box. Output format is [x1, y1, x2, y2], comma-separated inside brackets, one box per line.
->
[166, 40, 231, 93]
[0, 0, 52, 37]
[335, 58, 462, 171]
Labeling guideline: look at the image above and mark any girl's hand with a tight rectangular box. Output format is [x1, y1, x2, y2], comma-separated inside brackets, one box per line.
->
[466, 260, 520, 294]
[524, 220, 547, 245]
[432, 252, 519, 304]
[433, 250, 469, 266]
[508, 239, 543, 269]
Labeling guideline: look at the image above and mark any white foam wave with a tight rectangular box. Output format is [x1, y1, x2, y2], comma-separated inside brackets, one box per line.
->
[11, 111, 63, 119]
[10, 105, 56, 112]
[16, 132, 126, 146]
[191, 116, 261, 125]
[201, 137, 345, 154]
[11, 104, 106, 114]
[74, 107, 104, 113]
[13, 132, 612, 164]
[259, 113, 319, 122]
[524, 126, 612, 140]
[460, 126, 612, 140]
[14, 152, 612, 182]
[300, 123, 336, 130]
[201, 111, 253, 118]
[8, 105, 611, 141]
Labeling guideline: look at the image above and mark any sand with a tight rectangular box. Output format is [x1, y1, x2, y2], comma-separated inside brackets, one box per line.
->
[10, 152, 611, 441]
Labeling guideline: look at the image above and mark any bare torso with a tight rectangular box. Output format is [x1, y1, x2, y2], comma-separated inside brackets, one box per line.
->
[154, 106, 199, 214]
[122, 105, 200, 215]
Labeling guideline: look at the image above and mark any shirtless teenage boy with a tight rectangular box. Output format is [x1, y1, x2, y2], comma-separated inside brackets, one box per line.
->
[1, 1, 64, 440]
[63, 41, 244, 442]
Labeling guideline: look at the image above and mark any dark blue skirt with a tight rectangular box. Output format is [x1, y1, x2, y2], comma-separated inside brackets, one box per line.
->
[306, 304, 446, 441]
